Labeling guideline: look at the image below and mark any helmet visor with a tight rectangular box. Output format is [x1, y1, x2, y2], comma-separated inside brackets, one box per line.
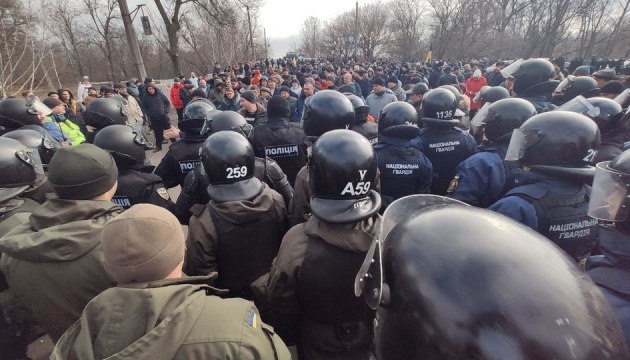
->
[505, 128, 544, 161]
[354, 194, 468, 309]
[26, 97, 52, 116]
[473, 86, 490, 103]
[500, 59, 524, 79]
[556, 96, 601, 118]
[588, 161, 630, 222]
[555, 75, 575, 92]
[471, 103, 491, 127]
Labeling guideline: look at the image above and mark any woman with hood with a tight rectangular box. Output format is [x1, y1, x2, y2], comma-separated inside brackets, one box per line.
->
[218, 87, 241, 111]
[58, 89, 86, 132]
[141, 84, 171, 152]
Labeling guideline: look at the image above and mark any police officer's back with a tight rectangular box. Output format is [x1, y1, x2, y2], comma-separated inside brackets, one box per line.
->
[185, 131, 287, 304]
[374, 102, 432, 211]
[489, 111, 601, 262]
[447, 98, 536, 207]
[411, 88, 478, 195]
[0, 97, 43, 136]
[268, 130, 381, 359]
[251, 96, 309, 186]
[82, 97, 128, 143]
[154, 99, 214, 188]
[174, 111, 293, 224]
[587, 149, 630, 347]
[94, 125, 174, 210]
[356, 195, 628, 359]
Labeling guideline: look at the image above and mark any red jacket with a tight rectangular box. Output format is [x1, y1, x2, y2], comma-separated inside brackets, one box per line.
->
[465, 76, 487, 110]
[170, 83, 184, 110]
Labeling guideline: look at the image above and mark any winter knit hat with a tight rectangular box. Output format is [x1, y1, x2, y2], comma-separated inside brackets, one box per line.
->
[191, 89, 207, 98]
[241, 90, 257, 104]
[267, 95, 291, 118]
[101, 204, 185, 285]
[43, 97, 63, 110]
[48, 144, 118, 200]
[388, 75, 398, 84]
[279, 86, 291, 94]
[473, 70, 482, 79]
[173, 77, 181, 83]
[373, 77, 385, 86]
[601, 81, 625, 95]
[338, 84, 356, 95]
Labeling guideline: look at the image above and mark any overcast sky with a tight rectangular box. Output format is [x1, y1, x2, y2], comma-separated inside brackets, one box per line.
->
[260, 0, 359, 58]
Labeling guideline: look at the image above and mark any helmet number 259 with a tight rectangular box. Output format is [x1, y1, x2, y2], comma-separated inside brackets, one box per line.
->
[226, 166, 248, 179]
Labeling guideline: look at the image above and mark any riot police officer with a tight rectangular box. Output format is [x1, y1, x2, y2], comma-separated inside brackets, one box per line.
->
[251, 95, 310, 186]
[355, 195, 628, 359]
[374, 102, 432, 210]
[268, 129, 381, 360]
[411, 88, 478, 195]
[470, 85, 512, 144]
[346, 93, 378, 144]
[489, 111, 601, 262]
[557, 96, 628, 163]
[551, 75, 600, 106]
[94, 124, 174, 210]
[154, 99, 214, 189]
[0, 96, 47, 135]
[82, 97, 128, 143]
[0, 137, 47, 360]
[185, 131, 286, 303]
[501, 58, 559, 113]
[3, 128, 60, 170]
[447, 98, 537, 207]
[289, 90, 357, 226]
[587, 149, 630, 346]
[174, 111, 293, 224]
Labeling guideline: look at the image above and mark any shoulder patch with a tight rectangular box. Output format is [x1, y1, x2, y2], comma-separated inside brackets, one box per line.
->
[248, 310, 257, 328]
[447, 176, 459, 193]
[156, 187, 170, 200]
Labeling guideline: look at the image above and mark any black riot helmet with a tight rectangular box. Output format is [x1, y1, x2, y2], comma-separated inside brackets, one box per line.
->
[302, 90, 355, 139]
[573, 65, 592, 76]
[439, 85, 462, 107]
[421, 88, 459, 126]
[345, 93, 370, 124]
[200, 109, 222, 136]
[204, 110, 253, 141]
[200, 131, 261, 203]
[505, 58, 555, 95]
[83, 98, 128, 129]
[506, 111, 600, 171]
[355, 195, 628, 360]
[181, 98, 215, 134]
[2, 129, 60, 167]
[0, 137, 45, 202]
[474, 86, 510, 106]
[378, 102, 419, 139]
[0, 96, 48, 132]
[589, 149, 630, 222]
[557, 96, 625, 134]
[93, 124, 147, 167]
[309, 129, 381, 224]
[481, 98, 537, 142]
[552, 76, 600, 106]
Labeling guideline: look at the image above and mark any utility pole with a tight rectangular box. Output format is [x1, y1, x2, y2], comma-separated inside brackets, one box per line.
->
[118, 0, 147, 80]
[246, 6, 256, 61]
[264, 28, 268, 60]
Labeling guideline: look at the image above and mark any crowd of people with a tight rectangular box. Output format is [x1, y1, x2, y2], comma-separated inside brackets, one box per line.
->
[0, 55, 630, 359]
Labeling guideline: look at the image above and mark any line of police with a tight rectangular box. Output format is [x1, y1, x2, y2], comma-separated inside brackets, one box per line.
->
[1, 57, 630, 358]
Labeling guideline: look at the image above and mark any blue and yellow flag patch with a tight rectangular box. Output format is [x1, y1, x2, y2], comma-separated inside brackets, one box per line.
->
[248, 310, 257, 328]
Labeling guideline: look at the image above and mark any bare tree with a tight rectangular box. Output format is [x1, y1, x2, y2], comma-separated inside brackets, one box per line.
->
[299, 16, 321, 58]
[358, 2, 390, 60]
[388, 0, 425, 61]
[83, 0, 121, 80]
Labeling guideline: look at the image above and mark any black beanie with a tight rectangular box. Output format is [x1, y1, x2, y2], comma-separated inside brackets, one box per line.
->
[279, 86, 291, 94]
[388, 75, 398, 84]
[43, 97, 63, 110]
[242, 77, 251, 86]
[191, 89, 207, 98]
[48, 144, 118, 200]
[373, 77, 385, 86]
[241, 90, 257, 104]
[267, 95, 291, 118]
[338, 84, 356, 95]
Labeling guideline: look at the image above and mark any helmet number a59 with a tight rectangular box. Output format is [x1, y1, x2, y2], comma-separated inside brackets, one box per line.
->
[226, 166, 248, 179]
[341, 181, 371, 196]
